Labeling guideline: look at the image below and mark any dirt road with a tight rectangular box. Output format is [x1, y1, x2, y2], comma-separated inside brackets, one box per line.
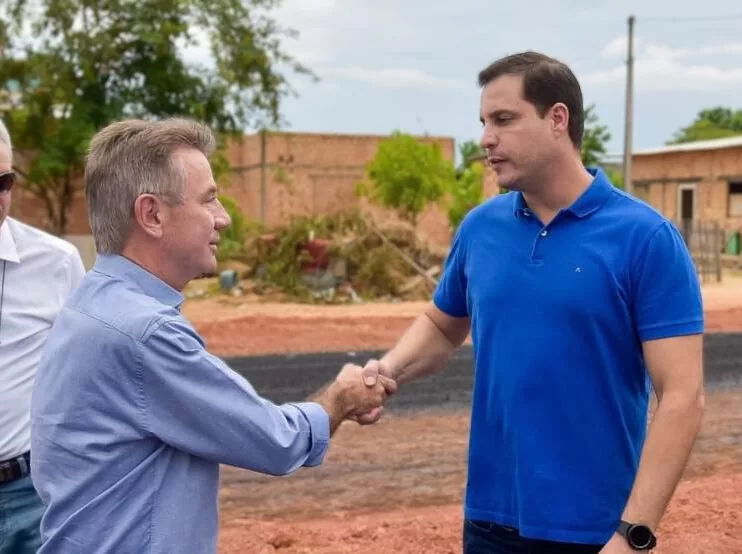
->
[183, 277, 742, 357]
[216, 391, 742, 554]
[176, 278, 742, 554]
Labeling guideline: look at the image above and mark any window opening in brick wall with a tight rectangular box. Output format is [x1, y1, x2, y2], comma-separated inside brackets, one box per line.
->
[729, 181, 742, 217]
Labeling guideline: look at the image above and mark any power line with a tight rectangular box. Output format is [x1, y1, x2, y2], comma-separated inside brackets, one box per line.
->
[639, 13, 742, 23]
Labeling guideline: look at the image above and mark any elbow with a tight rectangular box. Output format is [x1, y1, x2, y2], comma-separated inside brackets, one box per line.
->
[263, 462, 299, 477]
[249, 449, 304, 477]
[686, 385, 705, 418]
[658, 386, 705, 429]
[259, 434, 323, 477]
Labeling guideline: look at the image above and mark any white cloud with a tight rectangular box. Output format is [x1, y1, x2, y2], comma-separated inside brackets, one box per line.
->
[178, 27, 214, 70]
[601, 36, 643, 59]
[585, 39, 742, 91]
[270, 0, 347, 65]
[319, 66, 464, 90]
[178, 0, 343, 70]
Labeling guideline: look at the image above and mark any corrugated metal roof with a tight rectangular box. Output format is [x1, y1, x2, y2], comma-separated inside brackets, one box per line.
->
[633, 135, 742, 156]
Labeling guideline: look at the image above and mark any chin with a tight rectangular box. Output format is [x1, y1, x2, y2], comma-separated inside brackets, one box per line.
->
[204, 258, 218, 275]
[192, 256, 218, 280]
[498, 176, 522, 191]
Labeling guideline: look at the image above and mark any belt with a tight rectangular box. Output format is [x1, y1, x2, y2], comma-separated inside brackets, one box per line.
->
[0, 451, 31, 485]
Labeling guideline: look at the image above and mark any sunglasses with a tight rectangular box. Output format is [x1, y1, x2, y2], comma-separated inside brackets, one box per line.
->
[0, 171, 15, 194]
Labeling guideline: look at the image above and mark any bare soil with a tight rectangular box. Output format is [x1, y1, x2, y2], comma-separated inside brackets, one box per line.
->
[216, 392, 742, 554]
[183, 277, 742, 357]
[177, 277, 742, 554]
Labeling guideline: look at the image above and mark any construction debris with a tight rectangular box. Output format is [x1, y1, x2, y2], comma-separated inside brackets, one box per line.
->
[217, 210, 448, 303]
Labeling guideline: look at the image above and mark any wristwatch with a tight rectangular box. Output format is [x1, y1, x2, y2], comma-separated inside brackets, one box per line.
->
[617, 520, 657, 550]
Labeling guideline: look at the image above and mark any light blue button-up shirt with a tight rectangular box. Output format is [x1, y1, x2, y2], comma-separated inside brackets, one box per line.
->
[30, 255, 330, 553]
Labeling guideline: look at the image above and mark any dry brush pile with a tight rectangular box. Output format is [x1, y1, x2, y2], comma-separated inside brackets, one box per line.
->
[218, 210, 448, 303]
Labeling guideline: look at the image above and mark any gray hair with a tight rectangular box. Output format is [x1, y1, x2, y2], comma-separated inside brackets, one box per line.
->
[0, 118, 12, 161]
[85, 118, 216, 254]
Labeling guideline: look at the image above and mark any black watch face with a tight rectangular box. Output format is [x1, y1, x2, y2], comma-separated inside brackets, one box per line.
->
[628, 525, 654, 548]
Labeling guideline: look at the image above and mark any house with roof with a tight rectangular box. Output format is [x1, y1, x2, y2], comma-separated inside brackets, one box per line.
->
[631, 136, 742, 255]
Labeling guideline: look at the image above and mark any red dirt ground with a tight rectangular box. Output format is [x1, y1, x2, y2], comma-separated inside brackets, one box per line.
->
[182, 277, 742, 357]
[179, 278, 742, 553]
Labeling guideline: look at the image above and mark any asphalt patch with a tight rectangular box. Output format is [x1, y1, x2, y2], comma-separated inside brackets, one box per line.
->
[224, 333, 742, 412]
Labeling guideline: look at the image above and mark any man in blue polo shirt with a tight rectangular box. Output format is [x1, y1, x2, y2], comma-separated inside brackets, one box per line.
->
[360, 51, 704, 553]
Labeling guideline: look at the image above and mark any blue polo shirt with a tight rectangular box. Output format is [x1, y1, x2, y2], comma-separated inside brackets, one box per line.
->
[434, 168, 703, 544]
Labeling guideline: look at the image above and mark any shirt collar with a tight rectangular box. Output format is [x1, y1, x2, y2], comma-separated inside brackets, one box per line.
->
[512, 167, 614, 219]
[93, 254, 184, 309]
[0, 218, 21, 263]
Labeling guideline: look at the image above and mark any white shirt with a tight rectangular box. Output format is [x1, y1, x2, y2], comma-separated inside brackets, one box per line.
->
[0, 217, 85, 461]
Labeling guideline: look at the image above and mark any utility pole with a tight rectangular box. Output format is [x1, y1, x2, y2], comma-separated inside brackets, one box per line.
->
[622, 15, 635, 195]
[259, 128, 267, 223]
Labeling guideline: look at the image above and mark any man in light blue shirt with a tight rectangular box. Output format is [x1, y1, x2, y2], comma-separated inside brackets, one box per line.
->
[30, 118, 396, 553]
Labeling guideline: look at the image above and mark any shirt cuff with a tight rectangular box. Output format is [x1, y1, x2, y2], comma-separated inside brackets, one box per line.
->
[290, 401, 330, 467]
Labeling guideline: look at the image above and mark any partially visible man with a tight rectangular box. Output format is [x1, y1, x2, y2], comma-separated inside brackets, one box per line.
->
[30, 118, 396, 554]
[0, 119, 86, 554]
[359, 52, 704, 553]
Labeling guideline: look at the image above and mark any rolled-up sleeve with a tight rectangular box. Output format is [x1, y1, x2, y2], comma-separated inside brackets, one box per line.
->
[140, 317, 330, 475]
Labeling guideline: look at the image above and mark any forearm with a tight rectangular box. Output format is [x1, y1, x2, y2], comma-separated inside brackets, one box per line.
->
[381, 310, 467, 385]
[621, 391, 704, 529]
[310, 382, 347, 436]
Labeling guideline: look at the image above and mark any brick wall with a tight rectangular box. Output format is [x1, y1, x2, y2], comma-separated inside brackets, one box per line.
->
[222, 131, 460, 245]
[10, 131, 504, 249]
[632, 146, 742, 232]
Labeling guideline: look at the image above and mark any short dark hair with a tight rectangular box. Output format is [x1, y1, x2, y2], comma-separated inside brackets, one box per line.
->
[478, 51, 584, 148]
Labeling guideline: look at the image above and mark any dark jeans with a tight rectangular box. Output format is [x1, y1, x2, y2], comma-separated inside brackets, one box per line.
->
[0, 474, 44, 554]
[463, 519, 605, 554]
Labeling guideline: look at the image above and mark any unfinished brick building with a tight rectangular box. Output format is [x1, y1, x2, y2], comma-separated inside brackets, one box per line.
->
[631, 136, 742, 255]
[222, 131, 459, 246]
[10, 130, 486, 267]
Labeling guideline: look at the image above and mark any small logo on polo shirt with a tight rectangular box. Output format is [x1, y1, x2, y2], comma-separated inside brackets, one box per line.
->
[575, 266, 583, 273]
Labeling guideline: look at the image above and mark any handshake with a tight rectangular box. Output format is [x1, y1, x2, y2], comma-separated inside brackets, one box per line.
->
[314, 360, 398, 430]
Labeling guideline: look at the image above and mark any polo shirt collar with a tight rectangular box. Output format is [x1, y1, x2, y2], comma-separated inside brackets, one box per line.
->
[512, 167, 614, 219]
[567, 168, 614, 218]
[93, 254, 184, 309]
[0, 218, 21, 263]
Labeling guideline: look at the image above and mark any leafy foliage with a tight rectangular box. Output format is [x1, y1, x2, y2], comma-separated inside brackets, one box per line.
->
[357, 131, 456, 226]
[605, 167, 624, 190]
[581, 104, 611, 167]
[457, 139, 484, 172]
[668, 107, 742, 144]
[216, 194, 252, 261]
[0, 0, 311, 234]
[448, 159, 485, 231]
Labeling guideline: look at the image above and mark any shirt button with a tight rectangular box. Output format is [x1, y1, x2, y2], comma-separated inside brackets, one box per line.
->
[541, 230, 548, 237]
[523, 209, 530, 216]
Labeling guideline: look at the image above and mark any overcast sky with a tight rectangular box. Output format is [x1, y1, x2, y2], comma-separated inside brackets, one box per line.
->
[235, 0, 742, 157]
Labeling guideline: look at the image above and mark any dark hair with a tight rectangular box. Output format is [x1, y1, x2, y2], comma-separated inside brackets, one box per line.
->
[478, 51, 584, 148]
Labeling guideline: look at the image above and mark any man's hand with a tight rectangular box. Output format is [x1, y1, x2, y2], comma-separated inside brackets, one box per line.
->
[599, 533, 638, 553]
[348, 359, 394, 425]
[314, 362, 397, 433]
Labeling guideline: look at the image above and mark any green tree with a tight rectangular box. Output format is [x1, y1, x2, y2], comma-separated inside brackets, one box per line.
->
[0, 0, 311, 235]
[357, 131, 455, 226]
[581, 104, 611, 167]
[605, 167, 624, 190]
[457, 139, 484, 172]
[668, 107, 742, 144]
[216, 194, 249, 261]
[448, 162, 485, 230]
